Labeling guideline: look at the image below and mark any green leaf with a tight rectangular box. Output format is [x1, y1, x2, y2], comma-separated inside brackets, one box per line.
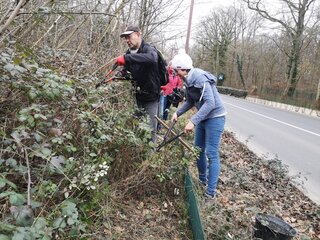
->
[0, 221, 16, 232]
[33, 133, 42, 142]
[0, 129, 6, 137]
[0, 178, 17, 189]
[52, 217, 66, 229]
[50, 156, 65, 170]
[34, 217, 47, 229]
[300, 235, 311, 240]
[41, 236, 51, 240]
[34, 114, 47, 120]
[15, 165, 27, 174]
[27, 116, 35, 126]
[61, 201, 77, 216]
[67, 217, 75, 225]
[4, 63, 26, 76]
[10, 131, 21, 146]
[65, 133, 72, 140]
[18, 114, 28, 122]
[30, 200, 42, 209]
[0, 191, 15, 198]
[40, 147, 51, 156]
[100, 134, 112, 141]
[6, 158, 17, 168]
[9, 193, 26, 206]
[12, 230, 32, 240]
[0, 234, 11, 240]
[12, 57, 22, 65]
[28, 91, 37, 100]
[36, 67, 51, 76]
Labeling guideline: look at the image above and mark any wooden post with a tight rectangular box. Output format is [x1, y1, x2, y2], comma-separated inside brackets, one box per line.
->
[185, 0, 194, 54]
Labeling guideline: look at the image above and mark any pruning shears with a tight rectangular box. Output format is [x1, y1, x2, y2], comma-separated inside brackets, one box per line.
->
[156, 120, 185, 152]
[155, 115, 193, 152]
[95, 63, 118, 88]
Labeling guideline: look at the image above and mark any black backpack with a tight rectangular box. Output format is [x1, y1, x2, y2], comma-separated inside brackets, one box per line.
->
[155, 48, 169, 86]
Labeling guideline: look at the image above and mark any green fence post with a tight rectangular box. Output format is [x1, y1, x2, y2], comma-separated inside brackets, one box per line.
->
[184, 167, 206, 240]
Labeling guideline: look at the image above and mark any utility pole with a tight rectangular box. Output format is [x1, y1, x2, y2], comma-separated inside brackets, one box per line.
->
[185, 0, 194, 54]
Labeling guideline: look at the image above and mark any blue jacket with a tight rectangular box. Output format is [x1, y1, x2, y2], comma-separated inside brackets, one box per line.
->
[176, 68, 226, 125]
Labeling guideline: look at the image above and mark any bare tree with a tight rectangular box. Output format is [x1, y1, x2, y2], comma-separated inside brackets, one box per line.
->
[242, 0, 318, 98]
[194, 7, 238, 73]
[0, 0, 185, 76]
[194, 6, 262, 89]
[120, 0, 185, 46]
[0, 0, 29, 35]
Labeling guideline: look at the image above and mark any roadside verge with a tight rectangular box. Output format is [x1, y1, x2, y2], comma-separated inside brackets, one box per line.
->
[246, 96, 320, 118]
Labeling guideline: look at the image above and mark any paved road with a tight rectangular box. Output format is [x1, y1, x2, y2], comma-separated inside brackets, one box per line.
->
[221, 95, 320, 204]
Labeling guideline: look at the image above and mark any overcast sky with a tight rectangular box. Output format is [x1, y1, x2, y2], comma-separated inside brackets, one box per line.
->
[193, 0, 236, 22]
[174, 0, 284, 49]
[170, 0, 237, 49]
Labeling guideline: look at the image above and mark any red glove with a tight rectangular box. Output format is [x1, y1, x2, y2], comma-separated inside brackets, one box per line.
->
[116, 55, 125, 66]
[160, 86, 167, 91]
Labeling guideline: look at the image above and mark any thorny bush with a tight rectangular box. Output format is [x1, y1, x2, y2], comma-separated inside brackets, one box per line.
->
[0, 45, 192, 239]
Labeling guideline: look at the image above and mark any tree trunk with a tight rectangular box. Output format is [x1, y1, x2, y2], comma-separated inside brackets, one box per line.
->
[316, 79, 320, 110]
[283, 39, 301, 98]
[243, 0, 316, 98]
[282, 17, 304, 98]
[236, 54, 246, 89]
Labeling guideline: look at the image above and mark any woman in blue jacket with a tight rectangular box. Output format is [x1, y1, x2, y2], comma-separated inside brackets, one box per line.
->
[171, 51, 227, 200]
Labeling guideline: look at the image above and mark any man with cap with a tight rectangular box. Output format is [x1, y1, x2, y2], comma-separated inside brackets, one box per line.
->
[116, 26, 161, 143]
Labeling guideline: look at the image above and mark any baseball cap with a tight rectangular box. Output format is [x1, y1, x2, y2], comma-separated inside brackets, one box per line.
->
[120, 26, 141, 38]
[171, 52, 193, 70]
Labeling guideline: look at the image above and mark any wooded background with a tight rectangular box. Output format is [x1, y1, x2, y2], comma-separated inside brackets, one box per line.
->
[1, 1, 320, 239]
[1, 0, 320, 109]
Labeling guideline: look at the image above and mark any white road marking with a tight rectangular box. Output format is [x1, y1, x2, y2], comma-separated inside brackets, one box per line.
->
[225, 102, 320, 137]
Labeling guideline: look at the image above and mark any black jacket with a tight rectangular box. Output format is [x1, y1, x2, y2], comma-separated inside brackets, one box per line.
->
[123, 40, 160, 102]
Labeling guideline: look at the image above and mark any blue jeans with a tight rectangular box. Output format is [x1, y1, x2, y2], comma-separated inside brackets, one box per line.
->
[194, 116, 225, 196]
[159, 95, 172, 120]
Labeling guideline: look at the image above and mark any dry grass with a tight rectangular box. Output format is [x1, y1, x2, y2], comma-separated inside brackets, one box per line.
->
[194, 131, 320, 240]
[101, 129, 319, 239]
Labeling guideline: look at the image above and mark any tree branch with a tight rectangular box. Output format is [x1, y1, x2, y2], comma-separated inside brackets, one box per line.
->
[23, 147, 31, 206]
[0, 0, 27, 35]
[32, 15, 62, 48]
[242, 0, 295, 34]
[18, 11, 118, 17]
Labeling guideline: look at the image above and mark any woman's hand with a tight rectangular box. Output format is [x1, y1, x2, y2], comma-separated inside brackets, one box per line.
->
[171, 112, 178, 122]
[184, 121, 194, 133]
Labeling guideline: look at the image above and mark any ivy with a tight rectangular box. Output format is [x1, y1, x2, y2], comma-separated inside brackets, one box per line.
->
[0, 177, 17, 190]
[0, 192, 26, 206]
[0, 45, 183, 239]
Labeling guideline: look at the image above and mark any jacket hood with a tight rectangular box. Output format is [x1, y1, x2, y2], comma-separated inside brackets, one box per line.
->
[186, 68, 217, 88]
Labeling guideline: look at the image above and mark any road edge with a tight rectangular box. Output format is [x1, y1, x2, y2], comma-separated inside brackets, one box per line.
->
[246, 96, 320, 118]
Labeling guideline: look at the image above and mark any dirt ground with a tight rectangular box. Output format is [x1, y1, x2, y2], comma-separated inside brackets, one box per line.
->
[195, 131, 320, 240]
[107, 131, 319, 240]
